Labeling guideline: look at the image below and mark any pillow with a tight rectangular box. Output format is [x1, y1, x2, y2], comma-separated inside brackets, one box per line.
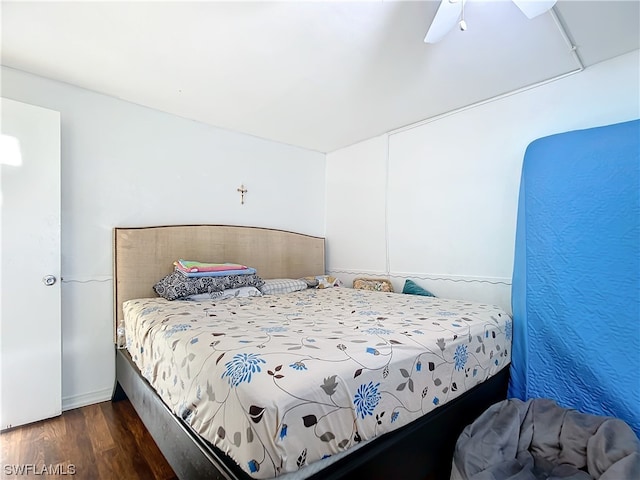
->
[182, 286, 263, 301]
[402, 279, 435, 297]
[153, 271, 264, 301]
[259, 279, 308, 295]
[299, 276, 319, 288]
[301, 275, 343, 289]
[315, 275, 343, 289]
[353, 278, 394, 292]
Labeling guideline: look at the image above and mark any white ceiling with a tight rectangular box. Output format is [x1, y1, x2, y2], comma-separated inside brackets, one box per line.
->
[2, 1, 639, 153]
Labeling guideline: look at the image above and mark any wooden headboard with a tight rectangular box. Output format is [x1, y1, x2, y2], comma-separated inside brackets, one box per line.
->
[113, 225, 325, 327]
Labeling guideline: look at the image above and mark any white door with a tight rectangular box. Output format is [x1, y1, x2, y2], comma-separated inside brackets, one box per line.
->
[0, 97, 61, 429]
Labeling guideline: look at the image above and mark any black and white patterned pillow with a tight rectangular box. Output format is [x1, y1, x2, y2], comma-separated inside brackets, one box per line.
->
[154, 271, 265, 301]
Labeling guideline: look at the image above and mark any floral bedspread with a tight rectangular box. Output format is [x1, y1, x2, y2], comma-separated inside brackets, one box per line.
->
[123, 288, 512, 479]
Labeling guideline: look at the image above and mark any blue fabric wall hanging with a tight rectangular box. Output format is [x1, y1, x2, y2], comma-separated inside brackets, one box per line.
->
[509, 119, 640, 436]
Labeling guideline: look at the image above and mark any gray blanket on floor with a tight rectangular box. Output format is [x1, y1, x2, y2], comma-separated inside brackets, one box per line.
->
[450, 398, 640, 480]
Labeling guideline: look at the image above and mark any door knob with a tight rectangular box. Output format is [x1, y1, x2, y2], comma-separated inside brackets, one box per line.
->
[42, 275, 57, 286]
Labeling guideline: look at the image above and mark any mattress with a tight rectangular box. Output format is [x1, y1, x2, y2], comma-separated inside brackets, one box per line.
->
[124, 287, 511, 479]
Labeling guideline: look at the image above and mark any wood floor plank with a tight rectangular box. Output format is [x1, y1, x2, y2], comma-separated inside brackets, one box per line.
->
[62, 407, 100, 480]
[101, 400, 172, 480]
[108, 401, 176, 480]
[82, 403, 115, 454]
[94, 445, 140, 480]
[114, 402, 173, 478]
[42, 414, 73, 477]
[0, 427, 22, 473]
[102, 402, 147, 479]
[17, 422, 45, 468]
[0, 426, 19, 459]
[0, 400, 176, 480]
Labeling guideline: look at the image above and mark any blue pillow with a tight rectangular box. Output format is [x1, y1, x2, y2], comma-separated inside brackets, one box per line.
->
[402, 279, 435, 297]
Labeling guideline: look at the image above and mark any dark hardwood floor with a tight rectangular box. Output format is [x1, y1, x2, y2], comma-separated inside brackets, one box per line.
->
[0, 399, 176, 480]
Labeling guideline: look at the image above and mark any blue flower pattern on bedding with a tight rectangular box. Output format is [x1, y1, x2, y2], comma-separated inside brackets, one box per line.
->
[454, 345, 468, 371]
[222, 353, 266, 387]
[505, 318, 513, 341]
[289, 361, 307, 371]
[164, 323, 192, 338]
[354, 382, 382, 419]
[123, 288, 511, 479]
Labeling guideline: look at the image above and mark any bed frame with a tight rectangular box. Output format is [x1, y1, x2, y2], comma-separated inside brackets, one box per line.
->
[112, 224, 510, 480]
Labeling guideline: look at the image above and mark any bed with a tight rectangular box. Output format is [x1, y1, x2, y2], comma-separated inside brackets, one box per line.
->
[112, 225, 512, 479]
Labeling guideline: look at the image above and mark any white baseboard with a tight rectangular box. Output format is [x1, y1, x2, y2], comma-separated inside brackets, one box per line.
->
[62, 387, 113, 411]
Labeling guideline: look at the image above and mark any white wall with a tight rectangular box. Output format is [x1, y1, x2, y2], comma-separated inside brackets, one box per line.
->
[326, 51, 640, 313]
[1, 66, 326, 410]
[325, 134, 388, 274]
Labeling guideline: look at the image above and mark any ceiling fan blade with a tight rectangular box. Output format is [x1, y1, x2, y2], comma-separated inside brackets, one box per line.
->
[424, 0, 463, 44]
[512, 0, 557, 19]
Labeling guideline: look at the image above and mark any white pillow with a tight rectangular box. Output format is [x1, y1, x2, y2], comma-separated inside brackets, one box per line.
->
[182, 286, 263, 301]
[260, 279, 308, 295]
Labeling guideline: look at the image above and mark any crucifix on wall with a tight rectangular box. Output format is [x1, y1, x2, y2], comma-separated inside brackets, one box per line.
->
[237, 184, 248, 205]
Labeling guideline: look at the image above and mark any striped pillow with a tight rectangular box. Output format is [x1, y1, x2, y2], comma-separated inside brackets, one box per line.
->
[259, 279, 308, 295]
